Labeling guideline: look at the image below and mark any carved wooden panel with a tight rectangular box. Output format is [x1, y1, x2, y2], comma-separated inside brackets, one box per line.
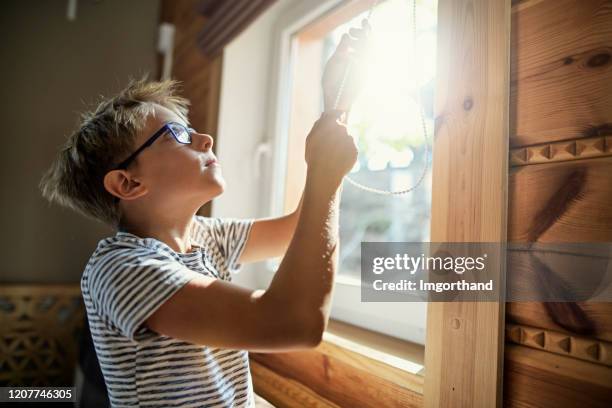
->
[0, 285, 84, 386]
[510, 0, 612, 147]
[507, 301, 612, 343]
[510, 135, 612, 166]
[506, 323, 612, 366]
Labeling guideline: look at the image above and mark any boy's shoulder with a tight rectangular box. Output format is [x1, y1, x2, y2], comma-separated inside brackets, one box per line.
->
[191, 215, 229, 242]
[81, 215, 252, 285]
[89, 231, 176, 262]
[82, 215, 216, 275]
[82, 231, 183, 286]
[88, 214, 216, 260]
[191, 215, 253, 250]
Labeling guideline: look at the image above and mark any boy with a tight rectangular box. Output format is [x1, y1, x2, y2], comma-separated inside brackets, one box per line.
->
[40, 24, 367, 408]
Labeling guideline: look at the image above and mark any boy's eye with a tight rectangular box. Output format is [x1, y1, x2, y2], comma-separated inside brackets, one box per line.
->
[175, 129, 192, 143]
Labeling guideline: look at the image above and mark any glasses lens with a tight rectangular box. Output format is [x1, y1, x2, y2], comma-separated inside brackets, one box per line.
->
[169, 123, 191, 144]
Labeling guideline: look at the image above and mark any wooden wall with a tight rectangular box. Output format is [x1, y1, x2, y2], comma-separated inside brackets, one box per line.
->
[158, 0, 612, 406]
[504, 0, 612, 406]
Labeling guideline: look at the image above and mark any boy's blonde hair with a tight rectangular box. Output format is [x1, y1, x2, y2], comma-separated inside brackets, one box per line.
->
[40, 76, 190, 227]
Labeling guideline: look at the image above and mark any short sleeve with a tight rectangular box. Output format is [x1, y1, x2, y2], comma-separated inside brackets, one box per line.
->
[88, 248, 199, 341]
[192, 216, 254, 277]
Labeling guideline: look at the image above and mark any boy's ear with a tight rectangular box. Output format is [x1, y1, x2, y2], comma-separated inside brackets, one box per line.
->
[103, 170, 148, 201]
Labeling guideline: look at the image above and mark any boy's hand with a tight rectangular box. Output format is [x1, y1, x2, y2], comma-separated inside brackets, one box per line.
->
[304, 112, 358, 188]
[322, 19, 370, 113]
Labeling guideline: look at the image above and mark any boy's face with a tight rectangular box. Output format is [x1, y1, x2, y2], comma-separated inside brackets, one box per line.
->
[120, 103, 225, 208]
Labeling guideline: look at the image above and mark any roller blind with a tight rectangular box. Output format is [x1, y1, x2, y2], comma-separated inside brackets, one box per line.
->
[197, 0, 277, 57]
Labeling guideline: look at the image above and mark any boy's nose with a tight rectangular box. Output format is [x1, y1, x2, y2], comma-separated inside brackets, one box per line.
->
[193, 132, 214, 151]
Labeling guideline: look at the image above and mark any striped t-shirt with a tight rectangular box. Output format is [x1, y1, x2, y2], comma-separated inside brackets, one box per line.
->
[81, 215, 254, 407]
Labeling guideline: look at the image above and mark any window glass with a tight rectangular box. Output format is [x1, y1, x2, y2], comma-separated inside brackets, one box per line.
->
[320, 0, 437, 279]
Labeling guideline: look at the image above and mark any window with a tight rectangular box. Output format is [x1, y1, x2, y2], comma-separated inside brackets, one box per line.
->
[266, 0, 437, 344]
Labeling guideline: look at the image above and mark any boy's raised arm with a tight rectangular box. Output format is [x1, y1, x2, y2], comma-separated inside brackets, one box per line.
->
[236, 190, 304, 264]
[145, 112, 357, 352]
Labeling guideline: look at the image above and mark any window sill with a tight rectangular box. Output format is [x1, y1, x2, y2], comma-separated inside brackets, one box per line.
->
[319, 319, 425, 394]
[250, 318, 425, 406]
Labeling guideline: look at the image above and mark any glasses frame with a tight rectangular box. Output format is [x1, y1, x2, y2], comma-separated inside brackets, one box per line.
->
[113, 121, 195, 170]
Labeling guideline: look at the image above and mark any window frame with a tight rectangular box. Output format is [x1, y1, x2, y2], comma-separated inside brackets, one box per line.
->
[258, 0, 510, 405]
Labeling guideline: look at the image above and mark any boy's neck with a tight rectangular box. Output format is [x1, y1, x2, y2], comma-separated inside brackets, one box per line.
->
[119, 210, 198, 254]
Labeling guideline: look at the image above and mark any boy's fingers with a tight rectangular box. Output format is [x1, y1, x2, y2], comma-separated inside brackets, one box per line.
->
[336, 33, 351, 53]
[322, 110, 352, 129]
[348, 28, 370, 48]
[349, 27, 366, 39]
[361, 19, 372, 32]
[322, 109, 344, 122]
[335, 119, 349, 131]
[336, 33, 362, 55]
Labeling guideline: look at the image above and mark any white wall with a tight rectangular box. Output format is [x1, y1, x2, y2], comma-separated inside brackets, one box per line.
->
[214, 0, 297, 288]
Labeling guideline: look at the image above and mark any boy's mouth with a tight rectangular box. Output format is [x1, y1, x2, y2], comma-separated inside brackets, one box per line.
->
[205, 158, 218, 167]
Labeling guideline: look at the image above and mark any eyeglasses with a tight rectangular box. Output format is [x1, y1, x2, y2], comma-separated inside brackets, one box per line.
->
[114, 122, 195, 170]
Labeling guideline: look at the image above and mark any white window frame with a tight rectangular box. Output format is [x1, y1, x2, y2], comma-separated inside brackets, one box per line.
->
[257, 0, 428, 345]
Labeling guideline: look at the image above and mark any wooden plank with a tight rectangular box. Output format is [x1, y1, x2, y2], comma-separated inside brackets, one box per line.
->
[504, 344, 612, 407]
[510, 0, 612, 147]
[250, 359, 341, 408]
[508, 157, 612, 243]
[250, 321, 424, 406]
[507, 154, 612, 362]
[251, 347, 423, 408]
[197, 0, 223, 17]
[426, 0, 510, 406]
[325, 319, 425, 369]
[505, 246, 612, 342]
[315, 340, 424, 395]
[197, 0, 277, 57]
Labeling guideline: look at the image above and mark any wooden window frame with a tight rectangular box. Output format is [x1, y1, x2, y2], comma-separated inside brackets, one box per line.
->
[259, 0, 511, 406]
[425, 0, 510, 406]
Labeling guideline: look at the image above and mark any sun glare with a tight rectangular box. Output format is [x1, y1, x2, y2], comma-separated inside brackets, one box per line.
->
[326, 0, 437, 172]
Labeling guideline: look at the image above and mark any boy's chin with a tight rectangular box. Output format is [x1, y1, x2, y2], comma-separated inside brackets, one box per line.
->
[205, 181, 225, 199]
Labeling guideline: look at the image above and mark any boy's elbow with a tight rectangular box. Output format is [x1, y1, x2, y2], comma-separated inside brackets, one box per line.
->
[305, 328, 324, 348]
[294, 308, 325, 348]
[262, 294, 325, 349]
